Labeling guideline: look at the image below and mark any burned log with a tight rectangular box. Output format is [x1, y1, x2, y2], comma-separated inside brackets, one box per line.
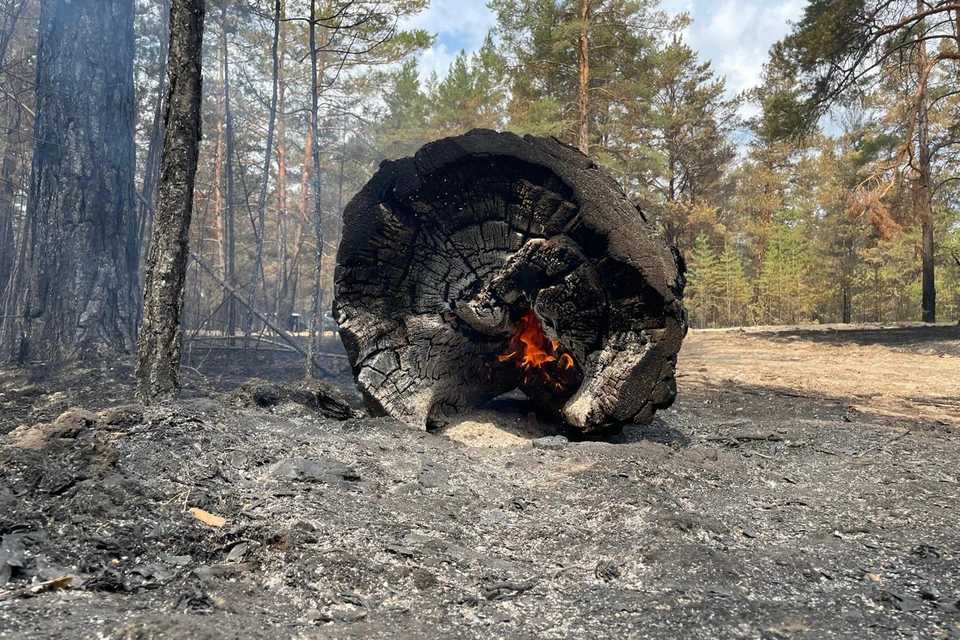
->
[334, 130, 687, 437]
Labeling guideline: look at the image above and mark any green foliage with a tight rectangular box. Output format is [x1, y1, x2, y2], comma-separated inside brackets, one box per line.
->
[685, 234, 719, 328]
[716, 244, 752, 326]
[432, 35, 509, 134]
[359, 1, 960, 329]
[372, 36, 509, 157]
[752, 222, 813, 325]
[490, 0, 675, 148]
[762, 0, 872, 137]
[376, 59, 431, 159]
[624, 36, 738, 256]
[686, 236, 753, 328]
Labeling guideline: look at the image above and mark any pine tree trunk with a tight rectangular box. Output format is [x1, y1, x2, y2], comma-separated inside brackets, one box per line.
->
[306, 1, 325, 376]
[2, 0, 139, 363]
[333, 132, 347, 260]
[246, 0, 281, 343]
[918, 187, 935, 323]
[282, 119, 313, 321]
[0, 146, 15, 302]
[221, 3, 237, 341]
[136, 0, 205, 403]
[212, 16, 228, 279]
[0, 0, 27, 308]
[274, 0, 288, 317]
[916, 18, 935, 323]
[576, 0, 590, 155]
[213, 75, 227, 276]
[136, 0, 170, 271]
[752, 180, 773, 310]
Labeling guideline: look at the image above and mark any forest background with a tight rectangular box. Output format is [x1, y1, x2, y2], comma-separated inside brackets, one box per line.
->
[0, 0, 957, 345]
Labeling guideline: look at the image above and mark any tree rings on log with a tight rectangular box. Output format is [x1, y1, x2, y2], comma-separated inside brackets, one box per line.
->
[334, 129, 687, 437]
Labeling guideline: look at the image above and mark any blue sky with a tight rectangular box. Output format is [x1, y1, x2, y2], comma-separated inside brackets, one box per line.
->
[403, 0, 806, 113]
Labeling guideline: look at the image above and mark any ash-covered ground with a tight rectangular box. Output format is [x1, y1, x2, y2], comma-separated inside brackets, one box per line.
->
[1, 326, 958, 639]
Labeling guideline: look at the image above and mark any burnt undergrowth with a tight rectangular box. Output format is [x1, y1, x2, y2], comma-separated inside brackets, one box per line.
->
[0, 330, 958, 638]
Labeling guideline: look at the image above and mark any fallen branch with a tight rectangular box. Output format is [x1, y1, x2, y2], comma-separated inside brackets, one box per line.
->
[189, 252, 335, 376]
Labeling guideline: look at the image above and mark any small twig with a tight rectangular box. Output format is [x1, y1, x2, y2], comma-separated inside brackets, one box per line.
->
[705, 433, 783, 443]
[777, 391, 816, 399]
[549, 564, 586, 579]
[854, 430, 910, 458]
[482, 579, 537, 600]
[161, 489, 190, 507]
[0, 576, 72, 601]
[179, 364, 206, 380]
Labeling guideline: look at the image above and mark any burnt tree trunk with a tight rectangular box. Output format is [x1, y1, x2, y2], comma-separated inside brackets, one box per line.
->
[1, 0, 139, 363]
[274, 0, 288, 316]
[281, 114, 314, 320]
[915, 25, 935, 323]
[335, 130, 687, 437]
[0, 0, 27, 303]
[213, 41, 227, 276]
[136, 0, 205, 403]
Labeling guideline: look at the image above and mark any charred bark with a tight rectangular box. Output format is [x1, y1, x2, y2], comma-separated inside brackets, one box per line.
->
[274, 0, 289, 316]
[2, 0, 139, 362]
[915, 23, 935, 324]
[136, 0, 205, 402]
[334, 130, 687, 437]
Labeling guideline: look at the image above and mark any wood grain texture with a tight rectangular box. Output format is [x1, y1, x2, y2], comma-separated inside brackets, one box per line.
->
[334, 129, 687, 436]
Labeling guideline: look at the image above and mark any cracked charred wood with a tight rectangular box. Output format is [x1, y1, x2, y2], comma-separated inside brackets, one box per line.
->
[334, 129, 687, 437]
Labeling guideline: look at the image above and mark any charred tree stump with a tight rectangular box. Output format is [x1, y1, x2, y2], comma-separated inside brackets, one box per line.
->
[334, 130, 687, 437]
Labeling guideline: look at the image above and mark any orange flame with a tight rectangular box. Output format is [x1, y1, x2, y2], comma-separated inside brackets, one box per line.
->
[497, 311, 579, 391]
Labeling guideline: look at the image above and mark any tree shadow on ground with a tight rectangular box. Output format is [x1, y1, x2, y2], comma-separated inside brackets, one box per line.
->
[675, 376, 951, 435]
[609, 418, 691, 446]
[752, 324, 960, 355]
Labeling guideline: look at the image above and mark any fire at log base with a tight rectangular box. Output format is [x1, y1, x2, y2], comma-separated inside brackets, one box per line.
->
[334, 129, 687, 437]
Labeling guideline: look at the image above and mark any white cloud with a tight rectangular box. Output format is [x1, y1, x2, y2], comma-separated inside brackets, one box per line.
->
[402, 0, 497, 81]
[686, 0, 805, 97]
[415, 42, 458, 81]
[402, 0, 804, 97]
